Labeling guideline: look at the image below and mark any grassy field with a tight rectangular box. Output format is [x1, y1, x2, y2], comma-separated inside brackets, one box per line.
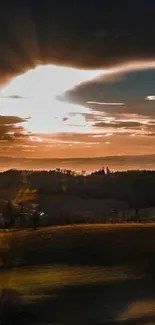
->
[2, 223, 155, 269]
[1, 223, 155, 324]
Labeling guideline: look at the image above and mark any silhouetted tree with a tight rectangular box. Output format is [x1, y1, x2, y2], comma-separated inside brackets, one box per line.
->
[91, 167, 105, 176]
[106, 166, 111, 174]
[31, 210, 39, 230]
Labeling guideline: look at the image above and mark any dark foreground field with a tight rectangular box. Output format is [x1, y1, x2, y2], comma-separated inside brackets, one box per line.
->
[1, 224, 155, 324]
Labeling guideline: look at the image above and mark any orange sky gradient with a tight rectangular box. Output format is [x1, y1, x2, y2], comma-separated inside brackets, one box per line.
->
[0, 62, 155, 171]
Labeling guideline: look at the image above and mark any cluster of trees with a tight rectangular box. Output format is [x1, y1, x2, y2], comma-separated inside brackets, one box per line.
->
[0, 168, 155, 212]
[0, 200, 40, 230]
[35, 169, 155, 210]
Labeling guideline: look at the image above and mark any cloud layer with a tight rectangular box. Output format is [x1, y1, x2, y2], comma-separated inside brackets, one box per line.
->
[0, 2, 155, 84]
[0, 115, 29, 141]
[0, 2, 155, 170]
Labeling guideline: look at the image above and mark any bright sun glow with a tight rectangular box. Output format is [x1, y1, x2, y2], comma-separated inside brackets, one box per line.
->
[1, 65, 105, 135]
[2, 61, 155, 140]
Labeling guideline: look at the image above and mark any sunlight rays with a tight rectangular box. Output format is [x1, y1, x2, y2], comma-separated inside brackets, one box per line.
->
[1, 65, 105, 134]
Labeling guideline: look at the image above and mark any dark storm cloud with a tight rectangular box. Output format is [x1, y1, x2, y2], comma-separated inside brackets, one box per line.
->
[66, 69, 155, 103]
[0, 1, 155, 84]
[0, 115, 29, 141]
[64, 69, 155, 127]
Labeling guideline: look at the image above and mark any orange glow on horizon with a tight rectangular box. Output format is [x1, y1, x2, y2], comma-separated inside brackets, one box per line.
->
[0, 61, 155, 163]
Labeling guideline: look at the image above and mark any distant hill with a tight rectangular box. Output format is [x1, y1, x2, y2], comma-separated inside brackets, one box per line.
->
[0, 169, 155, 224]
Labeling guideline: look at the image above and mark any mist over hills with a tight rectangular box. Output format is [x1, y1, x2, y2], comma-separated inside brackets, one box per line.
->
[0, 154, 155, 172]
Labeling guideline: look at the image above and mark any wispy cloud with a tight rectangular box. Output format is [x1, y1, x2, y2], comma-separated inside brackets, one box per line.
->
[146, 95, 155, 101]
[87, 101, 125, 106]
[94, 121, 142, 128]
[0, 94, 28, 99]
[0, 115, 30, 141]
[30, 136, 43, 143]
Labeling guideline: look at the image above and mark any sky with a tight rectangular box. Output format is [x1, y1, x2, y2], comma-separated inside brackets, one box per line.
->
[0, 0, 155, 171]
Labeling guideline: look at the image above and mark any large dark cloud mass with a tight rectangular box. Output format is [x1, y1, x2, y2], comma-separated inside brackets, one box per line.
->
[0, 1, 155, 84]
[65, 69, 155, 120]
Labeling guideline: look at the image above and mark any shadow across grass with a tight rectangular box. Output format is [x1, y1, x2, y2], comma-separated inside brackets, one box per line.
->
[2, 225, 155, 324]
[3, 224, 155, 274]
[17, 277, 155, 325]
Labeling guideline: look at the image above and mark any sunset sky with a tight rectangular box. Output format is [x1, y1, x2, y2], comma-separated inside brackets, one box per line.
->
[0, 1, 155, 171]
